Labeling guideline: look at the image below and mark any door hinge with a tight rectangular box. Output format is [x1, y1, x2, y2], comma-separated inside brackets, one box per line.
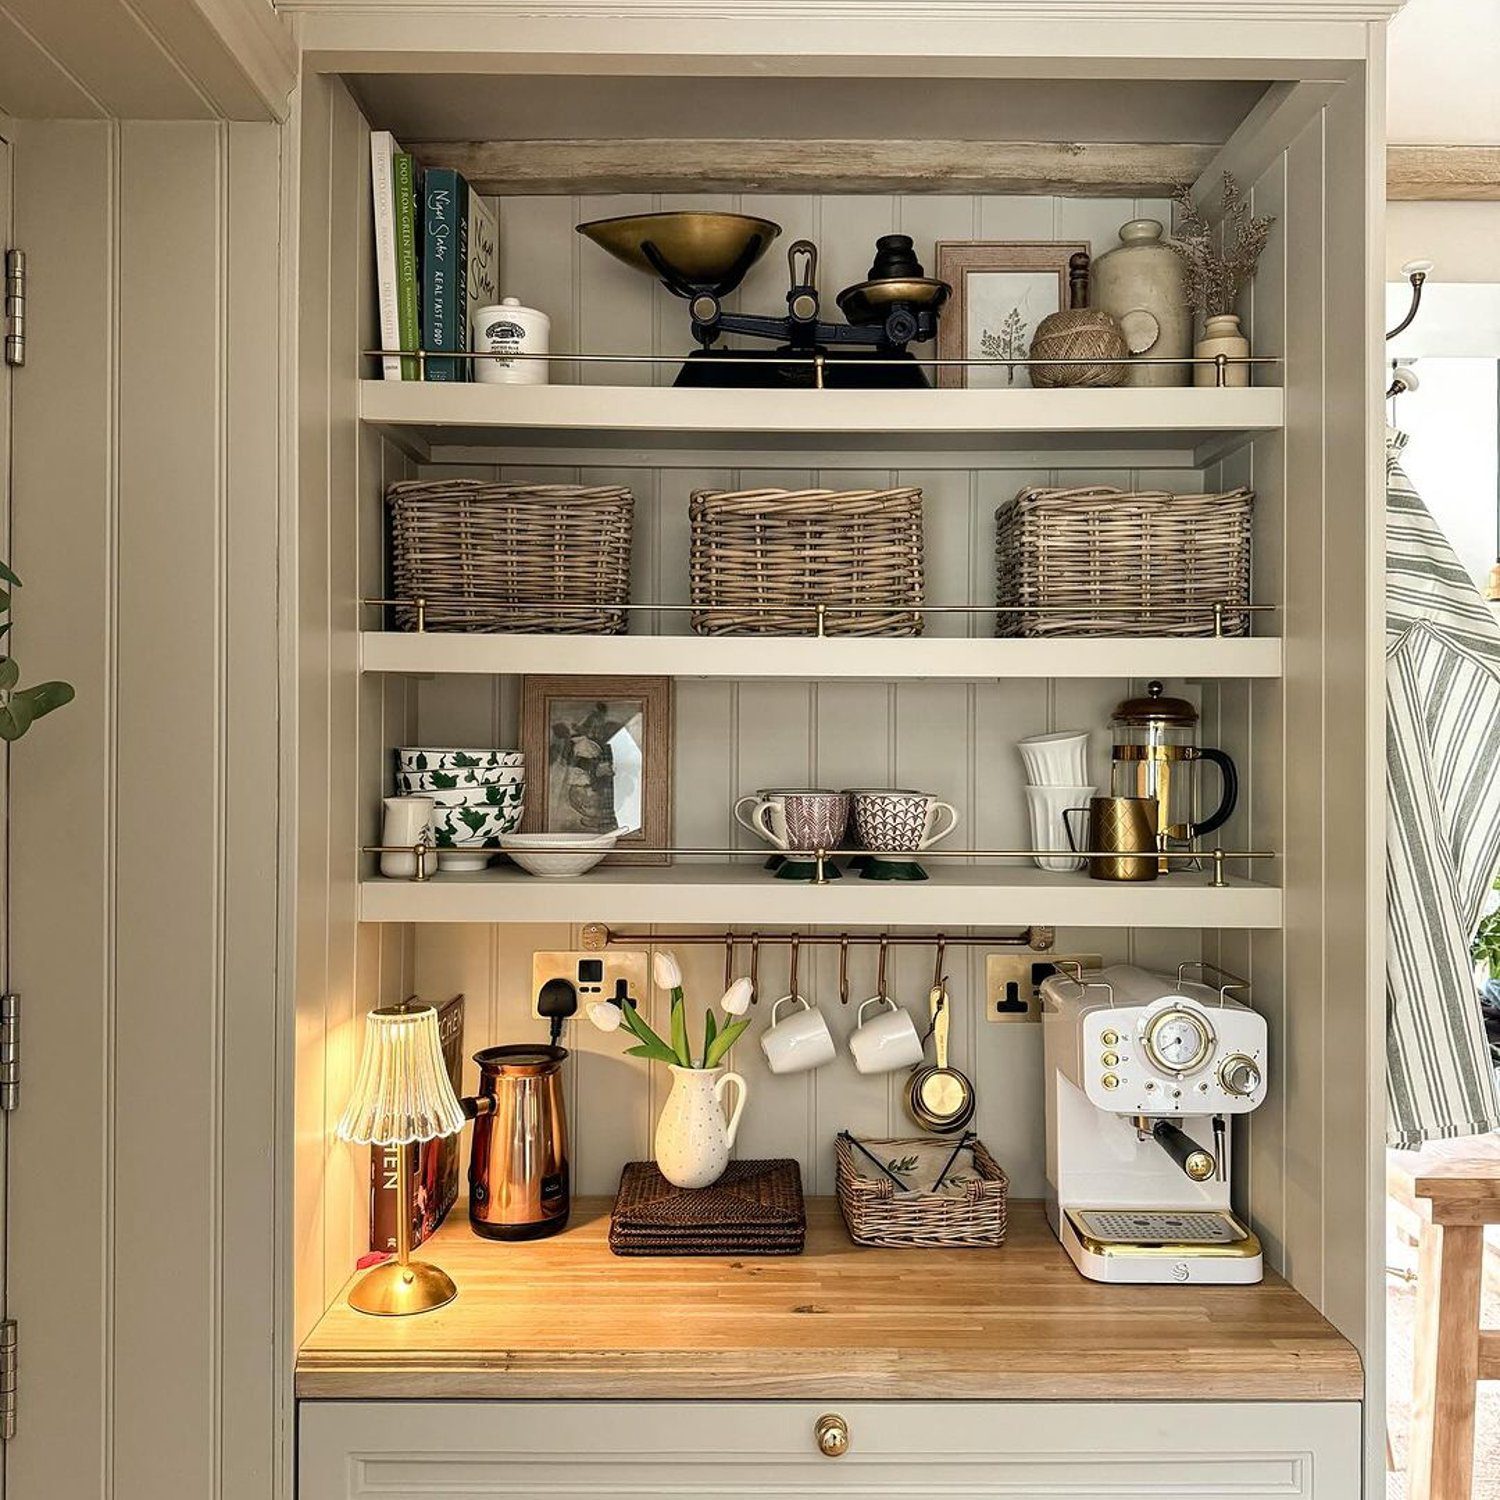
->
[1, 1320, 17, 1441]
[4, 249, 25, 367]
[0, 992, 18, 1110]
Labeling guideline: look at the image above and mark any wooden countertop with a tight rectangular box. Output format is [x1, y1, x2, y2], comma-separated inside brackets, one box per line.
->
[296, 1198, 1363, 1402]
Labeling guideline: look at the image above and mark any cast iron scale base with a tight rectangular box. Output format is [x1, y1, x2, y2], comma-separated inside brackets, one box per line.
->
[577, 213, 949, 390]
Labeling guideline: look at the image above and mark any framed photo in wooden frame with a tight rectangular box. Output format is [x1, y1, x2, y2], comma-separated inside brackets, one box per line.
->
[934, 241, 1089, 390]
[520, 675, 673, 865]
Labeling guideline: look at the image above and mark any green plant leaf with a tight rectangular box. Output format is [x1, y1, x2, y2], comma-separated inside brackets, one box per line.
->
[0, 624, 12, 644]
[0, 697, 35, 742]
[0, 658, 18, 691]
[623, 1041, 679, 1064]
[701, 1009, 718, 1068]
[669, 995, 692, 1067]
[621, 1003, 674, 1059]
[703, 1017, 750, 1070]
[0, 561, 20, 588]
[17, 681, 74, 720]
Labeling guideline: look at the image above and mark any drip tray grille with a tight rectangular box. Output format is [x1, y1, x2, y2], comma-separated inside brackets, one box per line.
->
[1070, 1208, 1246, 1246]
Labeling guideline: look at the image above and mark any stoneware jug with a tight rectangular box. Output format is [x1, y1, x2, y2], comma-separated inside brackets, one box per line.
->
[1089, 218, 1191, 388]
[654, 1065, 748, 1189]
[1192, 313, 1251, 388]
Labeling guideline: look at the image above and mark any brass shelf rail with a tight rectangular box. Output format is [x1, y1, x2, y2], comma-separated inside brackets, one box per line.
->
[361, 596, 1273, 639]
[361, 842, 1273, 887]
[362, 347, 1282, 388]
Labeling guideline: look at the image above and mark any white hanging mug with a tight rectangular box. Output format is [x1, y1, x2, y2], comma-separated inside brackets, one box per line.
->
[380, 795, 435, 878]
[848, 994, 925, 1075]
[759, 994, 836, 1075]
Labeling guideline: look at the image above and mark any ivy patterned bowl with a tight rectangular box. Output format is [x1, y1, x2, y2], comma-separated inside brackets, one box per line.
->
[398, 765, 525, 792]
[397, 747, 524, 773]
[430, 799, 526, 873]
[403, 780, 526, 809]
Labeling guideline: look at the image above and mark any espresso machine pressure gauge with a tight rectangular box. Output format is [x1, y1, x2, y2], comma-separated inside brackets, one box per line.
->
[1142, 1005, 1215, 1075]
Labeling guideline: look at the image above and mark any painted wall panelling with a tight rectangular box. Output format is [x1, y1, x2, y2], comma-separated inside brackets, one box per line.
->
[6, 119, 283, 1500]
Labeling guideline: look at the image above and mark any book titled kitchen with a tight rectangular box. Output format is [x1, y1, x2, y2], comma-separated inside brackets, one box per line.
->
[369, 992, 466, 1252]
[421, 168, 469, 382]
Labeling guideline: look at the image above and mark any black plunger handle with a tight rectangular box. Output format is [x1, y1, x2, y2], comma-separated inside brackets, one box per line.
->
[1189, 748, 1239, 840]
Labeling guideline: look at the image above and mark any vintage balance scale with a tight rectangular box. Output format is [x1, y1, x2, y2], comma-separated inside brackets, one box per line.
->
[577, 211, 949, 388]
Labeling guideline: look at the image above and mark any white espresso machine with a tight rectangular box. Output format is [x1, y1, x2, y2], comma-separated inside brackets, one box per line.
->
[1041, 962, 1266, 1284]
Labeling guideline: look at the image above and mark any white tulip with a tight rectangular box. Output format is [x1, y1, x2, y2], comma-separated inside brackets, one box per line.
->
[653, 950, 683, 989]
[587, 1000, 623, 1033]
[720, 977, 753, 1016]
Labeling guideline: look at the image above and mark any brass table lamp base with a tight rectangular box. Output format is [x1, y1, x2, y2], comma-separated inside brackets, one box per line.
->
[347, 1257, 457, 1317]
[348, 1147, 457, 1316]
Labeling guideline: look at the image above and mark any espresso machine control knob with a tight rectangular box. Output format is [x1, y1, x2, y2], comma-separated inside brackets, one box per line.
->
[1219, 1054, 1262, 1097]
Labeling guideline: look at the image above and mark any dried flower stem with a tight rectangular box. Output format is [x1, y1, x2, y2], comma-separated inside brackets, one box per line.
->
[1171, 172, 1276, 321]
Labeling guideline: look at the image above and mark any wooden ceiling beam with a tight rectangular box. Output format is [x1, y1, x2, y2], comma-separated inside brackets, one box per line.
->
[1388, 145, 1500, 202]
[409, 138, 1217, 197]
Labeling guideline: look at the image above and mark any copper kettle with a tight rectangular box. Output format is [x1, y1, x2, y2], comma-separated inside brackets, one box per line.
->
[461, 1044, 570, 1241]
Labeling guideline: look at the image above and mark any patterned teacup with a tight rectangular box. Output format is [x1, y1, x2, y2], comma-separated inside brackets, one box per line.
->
[848, 789, 960, 881]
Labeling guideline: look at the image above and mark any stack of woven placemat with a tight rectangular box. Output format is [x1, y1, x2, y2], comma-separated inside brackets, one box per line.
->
[609, 1158, 805, 1256]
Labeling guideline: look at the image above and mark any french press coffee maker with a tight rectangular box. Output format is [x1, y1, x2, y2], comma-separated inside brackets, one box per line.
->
[1109, 682, 1238, 874]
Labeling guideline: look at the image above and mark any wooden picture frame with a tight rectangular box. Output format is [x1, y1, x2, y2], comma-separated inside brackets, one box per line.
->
[520, 675, 673, 866]
[934, 241, 1090, 389]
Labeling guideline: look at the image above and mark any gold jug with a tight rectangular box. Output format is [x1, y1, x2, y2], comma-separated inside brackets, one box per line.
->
[1063, 795, 1161, 882]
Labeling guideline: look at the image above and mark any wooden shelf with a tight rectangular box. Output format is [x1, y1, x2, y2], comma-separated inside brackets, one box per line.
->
[359, 862, 1282, 928]
[360, 631, 1283, 680]
[296, 1197, 1360, 1402]
[360, 380, 1283, 466]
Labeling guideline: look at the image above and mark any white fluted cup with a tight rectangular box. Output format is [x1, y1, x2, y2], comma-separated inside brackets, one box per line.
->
[1025, 784, 1095, 871]
[1017, 729, 1091, 787]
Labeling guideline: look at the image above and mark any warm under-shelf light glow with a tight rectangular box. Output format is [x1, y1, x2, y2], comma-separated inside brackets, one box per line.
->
[337, 1005, 465, 1147]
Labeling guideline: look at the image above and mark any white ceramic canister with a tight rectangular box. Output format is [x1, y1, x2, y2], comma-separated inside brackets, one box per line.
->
[1089, 219, 1192, 388]
[471, 296, 551, 385]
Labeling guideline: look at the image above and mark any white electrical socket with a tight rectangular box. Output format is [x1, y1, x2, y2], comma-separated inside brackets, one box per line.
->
[532, 949, 648, 1020]
[985, 953, 1102, 1023]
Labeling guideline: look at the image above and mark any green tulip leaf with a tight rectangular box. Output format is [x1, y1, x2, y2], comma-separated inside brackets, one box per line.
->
[701, 1009, 718, 1068]
[669, 996, 691, 1067]
[620, 1004, 673, 1058]
[703, 1018, 750, 1070]
[623, 1041, 679, 1064]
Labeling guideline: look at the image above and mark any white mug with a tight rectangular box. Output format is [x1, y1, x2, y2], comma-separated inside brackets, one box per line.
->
[759, 994, 836, 1075]
[849, 995, 925, 1075]
[380, 795, 435, 878]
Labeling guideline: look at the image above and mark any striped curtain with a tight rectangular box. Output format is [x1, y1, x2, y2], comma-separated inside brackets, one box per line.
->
[1387, 429, 1500, 1147]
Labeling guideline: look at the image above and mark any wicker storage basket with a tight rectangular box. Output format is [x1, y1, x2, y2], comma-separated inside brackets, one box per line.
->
[689, 486, 925, 637]
[387, 479, 633, 634]
[835, 1133, 1009, 1249]
[994, 484, 1253, 638]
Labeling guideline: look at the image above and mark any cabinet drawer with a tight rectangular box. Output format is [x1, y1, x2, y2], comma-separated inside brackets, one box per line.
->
[300, 1399, 1361, 1498]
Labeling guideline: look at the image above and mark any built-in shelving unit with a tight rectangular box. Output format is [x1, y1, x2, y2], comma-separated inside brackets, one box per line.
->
[359, 380, 1283, 465]
[359, 631, 1283, 680]
[359, 863, 1283, 927]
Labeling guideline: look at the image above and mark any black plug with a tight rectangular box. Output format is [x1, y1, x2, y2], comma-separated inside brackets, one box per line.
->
[537, 976, 578, 1045]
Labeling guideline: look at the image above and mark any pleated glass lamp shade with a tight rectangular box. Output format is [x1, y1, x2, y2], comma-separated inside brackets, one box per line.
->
[337, 1005, 466, 1147]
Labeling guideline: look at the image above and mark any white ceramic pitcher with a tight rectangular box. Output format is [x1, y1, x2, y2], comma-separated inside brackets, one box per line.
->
[653, 1065, 748, 1189]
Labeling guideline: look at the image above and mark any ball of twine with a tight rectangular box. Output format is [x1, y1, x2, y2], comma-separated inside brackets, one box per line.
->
[1028, 310, 1128, 388]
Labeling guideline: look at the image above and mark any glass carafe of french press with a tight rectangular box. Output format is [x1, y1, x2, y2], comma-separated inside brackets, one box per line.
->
[1109, 682, 1238, 873]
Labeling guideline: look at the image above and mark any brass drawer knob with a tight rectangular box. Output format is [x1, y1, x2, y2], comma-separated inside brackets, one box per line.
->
[815, 1412, 849, 1459]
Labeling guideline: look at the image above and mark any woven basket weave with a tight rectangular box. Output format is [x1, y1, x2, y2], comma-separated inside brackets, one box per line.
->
[689, 486, 925, 637]
[387, 479, 633, 634]
[835, 1134, 1009, 1249]
[995, 484, 1253, 638]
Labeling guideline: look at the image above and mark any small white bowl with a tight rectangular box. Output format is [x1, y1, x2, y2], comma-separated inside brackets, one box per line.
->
[499, 831, 619, 878]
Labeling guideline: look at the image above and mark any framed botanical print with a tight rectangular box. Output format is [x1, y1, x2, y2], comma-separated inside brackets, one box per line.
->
[934, 241, 1089, 390]
[520, 676, 673, 866]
